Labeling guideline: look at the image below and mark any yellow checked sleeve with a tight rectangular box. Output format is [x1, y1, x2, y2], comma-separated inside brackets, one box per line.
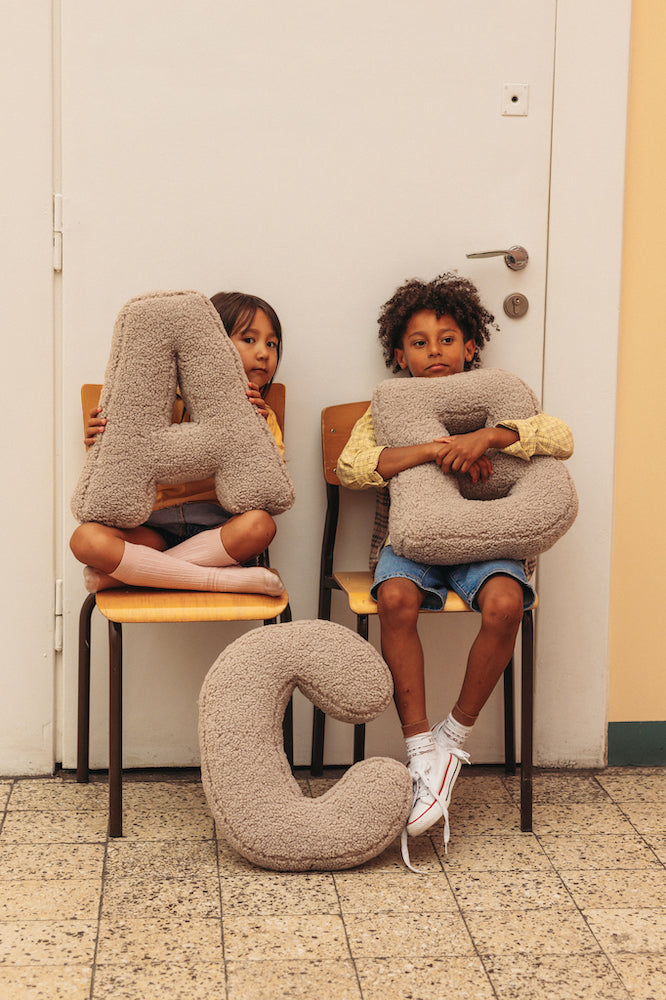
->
[336, 406, 388, 489]
[497, 413, 573, 461]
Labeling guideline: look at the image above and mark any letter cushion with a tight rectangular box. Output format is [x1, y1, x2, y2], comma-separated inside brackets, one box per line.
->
[199, 620, 412, 871]
[71, 289, 295, 528]
[372, 369, 578, 565]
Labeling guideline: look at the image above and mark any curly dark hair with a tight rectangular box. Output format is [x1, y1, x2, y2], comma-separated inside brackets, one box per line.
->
[378, 273, 498, 372]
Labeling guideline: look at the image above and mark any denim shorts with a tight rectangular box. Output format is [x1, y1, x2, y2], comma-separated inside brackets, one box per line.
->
[143, 501, 233, 550]
[371, 545, 536, 613]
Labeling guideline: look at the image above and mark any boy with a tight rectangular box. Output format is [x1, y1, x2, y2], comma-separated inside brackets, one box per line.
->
[337, 274, 573, 853]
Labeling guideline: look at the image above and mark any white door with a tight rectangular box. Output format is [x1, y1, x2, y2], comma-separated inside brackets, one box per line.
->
[59, 0, 557, 767]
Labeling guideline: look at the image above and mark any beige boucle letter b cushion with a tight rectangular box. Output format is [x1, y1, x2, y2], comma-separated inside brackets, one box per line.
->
[71, 290, 295, 528]
[372, 369, 578, 565]
[199, 620, 412, 871]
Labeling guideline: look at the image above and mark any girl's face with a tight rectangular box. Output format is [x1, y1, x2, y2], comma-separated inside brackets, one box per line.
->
[229, 309, 280, 389]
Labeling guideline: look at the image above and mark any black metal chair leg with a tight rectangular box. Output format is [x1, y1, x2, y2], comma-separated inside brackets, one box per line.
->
[77, 594, 96, 783]
[311, 707, 326, 776]
[503, 656, 516, 775]
[108, 619, 123, 838]
[520, 609, 534, 832]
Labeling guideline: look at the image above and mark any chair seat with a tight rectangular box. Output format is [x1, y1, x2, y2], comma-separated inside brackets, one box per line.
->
[333, 570, 471, 615]
[95, 587, 290, 624]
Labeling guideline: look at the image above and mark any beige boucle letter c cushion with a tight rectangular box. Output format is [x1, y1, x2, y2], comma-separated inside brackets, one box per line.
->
[372, 369, 578, 565]
[71, 289, 295, 528]
[199, 620, 412, 871]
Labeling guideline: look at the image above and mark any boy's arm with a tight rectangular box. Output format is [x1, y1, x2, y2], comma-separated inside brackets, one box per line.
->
[337, 406, 492, 488]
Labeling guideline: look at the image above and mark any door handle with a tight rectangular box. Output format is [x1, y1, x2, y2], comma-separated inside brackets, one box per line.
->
[466, 245, 528, 271]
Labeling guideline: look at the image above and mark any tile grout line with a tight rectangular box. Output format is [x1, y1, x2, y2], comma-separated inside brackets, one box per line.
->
[87, 825, 110, 1000]
[214, 820, 231, 1000]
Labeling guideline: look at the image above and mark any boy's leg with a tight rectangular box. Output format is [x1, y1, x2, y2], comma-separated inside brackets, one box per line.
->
[434, 572, 524, 752]
[375, 565, 468, 847]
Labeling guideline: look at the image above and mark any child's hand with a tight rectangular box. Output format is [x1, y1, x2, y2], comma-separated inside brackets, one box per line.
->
[432, 429, 495, 477]
[85, 406, 106, 446]
[246, 382, 269, 420]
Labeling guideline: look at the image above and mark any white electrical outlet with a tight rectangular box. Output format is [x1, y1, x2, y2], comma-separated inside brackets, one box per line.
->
[502, 84, 529, 116]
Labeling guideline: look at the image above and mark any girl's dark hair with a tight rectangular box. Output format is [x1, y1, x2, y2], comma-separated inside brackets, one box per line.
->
[378, 273, 498, 372]
[209, 290, 283, 394]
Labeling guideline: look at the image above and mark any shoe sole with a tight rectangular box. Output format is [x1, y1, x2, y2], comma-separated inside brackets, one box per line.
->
[406, 754, 462, 837]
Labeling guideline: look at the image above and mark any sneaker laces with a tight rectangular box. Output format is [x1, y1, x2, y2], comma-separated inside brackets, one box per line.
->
[400, 746, 470, 874]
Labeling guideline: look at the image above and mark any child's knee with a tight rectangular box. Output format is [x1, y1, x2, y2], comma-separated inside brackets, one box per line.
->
[479, 577, 524, 632]
[377, 577, 421, 628]
[242, 509, 276, 547]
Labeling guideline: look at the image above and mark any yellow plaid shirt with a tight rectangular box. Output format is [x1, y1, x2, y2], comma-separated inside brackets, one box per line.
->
[336, 405, 574, 574]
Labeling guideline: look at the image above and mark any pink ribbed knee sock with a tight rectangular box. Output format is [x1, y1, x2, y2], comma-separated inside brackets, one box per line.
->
[111, 542, 285, 596]
[164, 527, 236, 567]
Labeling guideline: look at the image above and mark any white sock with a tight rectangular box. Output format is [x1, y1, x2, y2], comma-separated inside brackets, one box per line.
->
[113, 542, 285, 596]
[165, 527, 236, 567]
[437, 712, 473, 750]
[405, 731, 436, 763]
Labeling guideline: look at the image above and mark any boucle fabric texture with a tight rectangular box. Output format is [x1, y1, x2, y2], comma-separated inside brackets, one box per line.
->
[199, 620, 412, 871]
[372, 369, 578, 565]
[71, 290, 295, 528]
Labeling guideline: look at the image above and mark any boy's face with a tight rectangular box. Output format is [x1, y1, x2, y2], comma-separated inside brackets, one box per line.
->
[394, 310, 476, 378]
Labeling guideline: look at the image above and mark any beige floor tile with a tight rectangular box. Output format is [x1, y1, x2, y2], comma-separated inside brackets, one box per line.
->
[485, 953, 630, 1000]
[354, 836, 442, 874]
[344, 911, 475, 960]
[559, 868, 666, 909]
[307, 777, 342, 797]
[0, 966, 92, 1000]
[105, 838, 218, 878]
[221, 871, 339, 915]
[596, 768, 666, 802]
[119, 808, 214, 840]
[439, 832, 551, 870]
[455, 772, 515, 804]
[226, 959, 361, 1000]
[446, 799, 523, 838]
[0, 877, 102, 920]
[612, 952, 666, 1000]
[644, 834, 666, 865]
[334, 870, 458, 914]
[101, 873, 221, 920]
[0, 809, 108, 843]
[355, 956, 495, 1000]
[92, 962, 228, 999]
[463, 907, 601, 957]
[616, 801, 666, 835]
[223, 914, 349, 962]
[505, 772, 609, 803]
[531, 801, 637, 837]
[539, 833, 661, 870]
[0, 921, 97, 965]
[582, 908, 666, 954]
[217, 838, 262, 874]
[120, 781, 209, 811]
[0, 842, 105, 880]
[0, 783, 11, 810]
[447, 870, 572, 911]
[7, 779, 109, 811]
[96, 917, 223, 965]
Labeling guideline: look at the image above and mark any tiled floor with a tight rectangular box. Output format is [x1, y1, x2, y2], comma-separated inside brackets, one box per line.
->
[0, 766, 664, 1000]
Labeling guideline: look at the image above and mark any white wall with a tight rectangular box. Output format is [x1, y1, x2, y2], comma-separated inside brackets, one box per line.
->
[0, 1, 56, 773]
[0, 0, 631, 775]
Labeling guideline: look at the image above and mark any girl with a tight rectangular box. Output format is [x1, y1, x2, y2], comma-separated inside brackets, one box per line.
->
[70, 291, 286, 597]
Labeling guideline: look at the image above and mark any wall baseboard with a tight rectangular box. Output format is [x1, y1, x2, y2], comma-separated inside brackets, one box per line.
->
[607, 721, 666, 766]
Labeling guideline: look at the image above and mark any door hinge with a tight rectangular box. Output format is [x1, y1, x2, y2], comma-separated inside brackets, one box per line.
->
[53, 194, 63, 272]
[54, 578, 63, 652]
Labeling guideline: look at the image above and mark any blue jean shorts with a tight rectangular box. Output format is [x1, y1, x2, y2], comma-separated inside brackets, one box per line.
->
[143, 501, 233, 549]
[371, 545, 536, 613]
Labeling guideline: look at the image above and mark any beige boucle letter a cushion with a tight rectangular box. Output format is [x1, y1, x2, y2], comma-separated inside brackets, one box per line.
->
[199, 620, 412, 871]
[71, 289, 295, 528]
[372, 369, 578, 565]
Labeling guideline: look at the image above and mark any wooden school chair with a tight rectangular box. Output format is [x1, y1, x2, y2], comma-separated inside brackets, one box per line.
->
[76, 382, 293, 837]
[312, 400, 536, 831]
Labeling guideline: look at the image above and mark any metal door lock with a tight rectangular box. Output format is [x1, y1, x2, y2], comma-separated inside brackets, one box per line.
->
[503, 293, 529, 318]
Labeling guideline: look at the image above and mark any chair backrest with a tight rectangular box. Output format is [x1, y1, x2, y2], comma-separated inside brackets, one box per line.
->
[321, 401, 370, 485]
[82, 382, 287, 436]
